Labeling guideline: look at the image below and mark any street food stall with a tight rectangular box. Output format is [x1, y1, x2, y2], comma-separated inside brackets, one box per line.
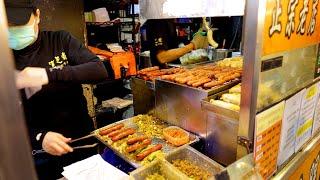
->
[1, 0, 320, 179]
[129, 0, 320, 179]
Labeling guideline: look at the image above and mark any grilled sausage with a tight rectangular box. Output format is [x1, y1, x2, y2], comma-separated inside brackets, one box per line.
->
[161, 74, 174, 80]
[107, 128, 127, 138]
[111, 128, 135, 141]
[192, 78, 212, 87]
[136, 144, 163, 161]
[127, 135, 148, 145]
[138, 66, 159, 74]
[99, 123, 124, 136]
[126, 138, 152, 153]
[203, 80, 225, 88]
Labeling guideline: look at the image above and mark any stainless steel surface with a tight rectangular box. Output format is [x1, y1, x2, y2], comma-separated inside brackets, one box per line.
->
[237, 0, 265, 159]
[0, 0, 37, 179]
[130, 160, 189, 180]
[272, 132, 320, 179]
[155, 79, 240, 137]
[94, 117, 199, 168]
[139, 0, 245, 24]
[202, 92, 239, 166]
[213, 49, 232, 61]
[165, 146, 224, 178]
[224, 153, 263, 180]
[131, 77, 155, 115]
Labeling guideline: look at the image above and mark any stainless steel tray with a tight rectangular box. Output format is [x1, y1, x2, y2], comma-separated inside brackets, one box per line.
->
[129, 160, 189, 180]
[158, 79, 241, 96]
[165, 146, 224, 179]
[93, 117, 200, 168]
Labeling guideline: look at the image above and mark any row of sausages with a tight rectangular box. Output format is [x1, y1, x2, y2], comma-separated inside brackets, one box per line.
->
[137, 66, 184, 81]
[137, 65, 242, 89]
[99, 123, 163, 161]
[161, 66, 242, 88]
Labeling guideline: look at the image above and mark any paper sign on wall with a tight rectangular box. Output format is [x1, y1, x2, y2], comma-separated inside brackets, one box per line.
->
[312, 81, 320, 135]
[254, 101, 285, 179]
[277, 90, 304, 167]
[295, 84, 319, 151]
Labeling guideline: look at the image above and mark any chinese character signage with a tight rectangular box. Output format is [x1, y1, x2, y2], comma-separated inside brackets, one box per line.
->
[263, 0, 320, 56]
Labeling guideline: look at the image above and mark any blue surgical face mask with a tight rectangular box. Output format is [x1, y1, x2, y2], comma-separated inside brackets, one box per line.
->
[8, 19, 38, 50]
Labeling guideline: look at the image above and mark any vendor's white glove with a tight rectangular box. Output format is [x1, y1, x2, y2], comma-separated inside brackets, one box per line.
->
[42, 132, 73, 156]
[15, 67, 49, 89]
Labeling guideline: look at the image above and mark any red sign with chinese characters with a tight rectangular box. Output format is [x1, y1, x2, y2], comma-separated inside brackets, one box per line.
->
[263, 0, 320, 56]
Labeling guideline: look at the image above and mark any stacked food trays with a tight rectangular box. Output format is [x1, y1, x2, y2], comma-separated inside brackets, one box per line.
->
[155, 79, 240, 137]
[153, 61, 242, 136]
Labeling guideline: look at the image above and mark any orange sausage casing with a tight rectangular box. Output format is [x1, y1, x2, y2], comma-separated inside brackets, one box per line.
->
[111, 128, 135, 141]
[126, 138, 152, 153]
[203, 80, 224, 88]
[99, 123, 124, 136]
[127, 135, 148, 145]
[107, 128, 128, 137]
[192, 78, 211, 87]
[138, 66, 159, 74]
[136, 144, 163, 161]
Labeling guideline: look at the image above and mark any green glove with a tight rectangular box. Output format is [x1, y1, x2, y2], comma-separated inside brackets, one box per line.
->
[191, 29, 209, 50]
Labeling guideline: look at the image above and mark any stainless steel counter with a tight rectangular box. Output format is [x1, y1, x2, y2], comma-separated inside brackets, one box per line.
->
[131, 77, 155, 115]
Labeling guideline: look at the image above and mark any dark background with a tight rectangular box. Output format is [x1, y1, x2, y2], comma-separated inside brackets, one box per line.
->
[37, 0, 86, 43]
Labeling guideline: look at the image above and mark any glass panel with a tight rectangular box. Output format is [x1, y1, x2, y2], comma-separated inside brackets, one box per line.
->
[257, 44, 318, 111]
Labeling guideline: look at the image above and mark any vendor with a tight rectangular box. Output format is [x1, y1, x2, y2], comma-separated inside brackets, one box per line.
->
[5, 0, 112, 179]
[145, 19, 209, 67]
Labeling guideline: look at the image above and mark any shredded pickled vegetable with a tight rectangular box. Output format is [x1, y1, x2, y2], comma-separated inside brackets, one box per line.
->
[132, 115, 166, 139]
[145, 173, 166, 180]
[172, 159, 212, 180]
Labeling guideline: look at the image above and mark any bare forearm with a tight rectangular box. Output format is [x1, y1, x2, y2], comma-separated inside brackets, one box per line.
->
[156, 43, 194, 64]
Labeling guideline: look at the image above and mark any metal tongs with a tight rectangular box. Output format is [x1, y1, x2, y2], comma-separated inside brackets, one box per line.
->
[32, 134, 97, 155]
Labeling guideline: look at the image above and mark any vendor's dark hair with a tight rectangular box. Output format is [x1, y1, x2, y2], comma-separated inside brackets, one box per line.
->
[32, 6, 38, 15]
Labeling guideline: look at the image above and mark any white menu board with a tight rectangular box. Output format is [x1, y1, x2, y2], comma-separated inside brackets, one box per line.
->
[277, 90, 304, 167]
[295, 84, 319, 151]
[312, 81, 320, 136]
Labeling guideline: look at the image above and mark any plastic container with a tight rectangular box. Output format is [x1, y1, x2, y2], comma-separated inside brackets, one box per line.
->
[166, 146, 224, 179]
[163, 126, 190, 146]
[129, 160, 189, 180]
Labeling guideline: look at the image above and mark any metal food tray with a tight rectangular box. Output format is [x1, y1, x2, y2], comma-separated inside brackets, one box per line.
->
[165, 146, 224, 179]
[129, 160, 189, 180]
[93, 117, 200, 168]
[158, 79, 241, 96]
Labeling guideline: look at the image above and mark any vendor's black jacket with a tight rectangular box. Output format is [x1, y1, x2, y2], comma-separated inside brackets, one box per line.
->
[14, 30, 108, 151]
[146, 19, 180, 67]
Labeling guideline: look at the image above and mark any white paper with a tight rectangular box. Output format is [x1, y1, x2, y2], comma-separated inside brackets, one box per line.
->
[92, 8, 110, 22]
[25, 86, 42, 99]
[277, 90, 303, 166]
[312, 81, 320, 136]
[295, 84, 319, 151]
[62, 154, 129, 180]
